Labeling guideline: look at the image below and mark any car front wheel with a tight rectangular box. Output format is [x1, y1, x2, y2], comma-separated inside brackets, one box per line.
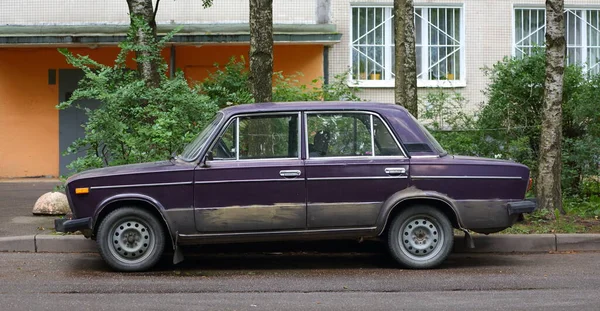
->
[387, 205, 453, 269]
[97, 207, 166, 272]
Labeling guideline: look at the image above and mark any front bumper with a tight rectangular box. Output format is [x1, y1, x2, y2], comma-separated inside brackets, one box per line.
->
[507, 199, 537, 215]
[55, 217, 92, 233]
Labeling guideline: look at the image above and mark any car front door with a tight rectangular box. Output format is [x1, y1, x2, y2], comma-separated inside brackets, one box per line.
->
[193, 112, 306, 233]
[304, 111, 410, 229]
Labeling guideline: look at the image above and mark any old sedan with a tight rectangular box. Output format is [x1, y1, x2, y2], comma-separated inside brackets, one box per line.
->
[56, 102, 536, 272]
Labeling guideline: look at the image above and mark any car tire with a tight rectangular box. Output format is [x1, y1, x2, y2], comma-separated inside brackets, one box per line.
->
[387, 205, 453, 269]
[97, 207, 166, 272]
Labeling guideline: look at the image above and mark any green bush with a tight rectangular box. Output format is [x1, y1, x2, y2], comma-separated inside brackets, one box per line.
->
[58, 22, 218, 173]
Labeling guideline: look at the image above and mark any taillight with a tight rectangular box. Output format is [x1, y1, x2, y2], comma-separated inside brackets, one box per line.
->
[527, 178, 533, 192]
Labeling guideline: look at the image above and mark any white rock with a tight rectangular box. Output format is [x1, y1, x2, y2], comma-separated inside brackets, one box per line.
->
[32, 192, 70, 215]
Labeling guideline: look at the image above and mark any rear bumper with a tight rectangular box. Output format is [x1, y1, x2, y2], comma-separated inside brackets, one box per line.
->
[55, 217, 91, 233]
[507, 199, 537, 215]
[455, 198, 538, 234]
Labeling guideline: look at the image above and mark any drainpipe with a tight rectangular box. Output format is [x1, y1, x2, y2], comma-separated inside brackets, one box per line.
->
[169, 45, 176, 78]
[316, 0, 331, 24]
[323, 46, 330, 85]
[317, 0, 331, 85]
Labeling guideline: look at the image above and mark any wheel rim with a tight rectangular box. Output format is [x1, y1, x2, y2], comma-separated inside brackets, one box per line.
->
[107, 218, 155, 265]
[398, 215, 444, 262]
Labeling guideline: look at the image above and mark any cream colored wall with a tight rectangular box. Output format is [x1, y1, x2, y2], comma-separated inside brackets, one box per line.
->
[329, 0, 599, 112]
[0, 0, 316, 25]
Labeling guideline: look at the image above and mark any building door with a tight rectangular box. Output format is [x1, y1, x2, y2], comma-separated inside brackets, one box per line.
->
[58, 69, 101, 176]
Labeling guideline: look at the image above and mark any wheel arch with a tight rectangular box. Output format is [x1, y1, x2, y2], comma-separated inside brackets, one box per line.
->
[376, 188, 465, 236]
[92, 194, 176, 249]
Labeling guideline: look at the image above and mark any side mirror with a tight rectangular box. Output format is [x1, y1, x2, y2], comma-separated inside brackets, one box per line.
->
[202, 151, 213, 167]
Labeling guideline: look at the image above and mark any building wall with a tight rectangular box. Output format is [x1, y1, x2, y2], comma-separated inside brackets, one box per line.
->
[0, 45, 322, 177]
[329, 0, 598, 111]
[0, 0, 316, 25]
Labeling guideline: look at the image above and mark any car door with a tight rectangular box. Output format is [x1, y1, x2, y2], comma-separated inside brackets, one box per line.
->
[304, 111, 410, 229]
[193, 112, 306, 233]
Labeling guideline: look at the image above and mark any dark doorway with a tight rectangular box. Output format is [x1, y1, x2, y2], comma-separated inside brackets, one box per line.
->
[58, 69, 101, 176]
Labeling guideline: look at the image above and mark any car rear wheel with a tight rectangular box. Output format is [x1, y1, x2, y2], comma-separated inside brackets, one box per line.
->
[97, 207, 165, 272]
[387, 205, 453, 269]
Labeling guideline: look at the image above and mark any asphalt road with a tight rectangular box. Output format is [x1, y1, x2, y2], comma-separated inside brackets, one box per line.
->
[0, 251, 599, 310]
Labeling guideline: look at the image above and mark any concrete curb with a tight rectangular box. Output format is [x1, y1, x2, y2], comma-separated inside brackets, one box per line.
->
[0, 234, 599, 254]
[0, 234, 95, 253]
[454, 234, 558, 253]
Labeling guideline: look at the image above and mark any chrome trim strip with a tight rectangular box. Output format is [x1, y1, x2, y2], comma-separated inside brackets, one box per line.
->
[306, 155, 408, 161]
[194, 178, 304, 185]
[90, 181, 193, 190]
[411, 175, 523, 180]
[410, 155, 441, 158]
[179, 226, 378, 238]
[307, 176, 408, 181]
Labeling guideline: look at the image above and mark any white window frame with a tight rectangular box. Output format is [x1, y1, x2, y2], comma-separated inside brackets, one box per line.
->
[512, 6, 600, 74]
[349, 4, 466, 88]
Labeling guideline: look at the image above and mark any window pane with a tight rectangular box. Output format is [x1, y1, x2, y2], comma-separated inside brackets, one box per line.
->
[351, 6, 392, 81]
[425, 7, 462, 80]
[373, 117, 402, 156]
[211, 119, 237, 160]
[239, 115, 298, 159]
[308, 114, 372, 157]
[588, 10, 600, 74]
[514, 9, 545, 58]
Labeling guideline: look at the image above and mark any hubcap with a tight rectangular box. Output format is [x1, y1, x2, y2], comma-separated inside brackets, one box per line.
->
[108, 219, 154, 264]
[399, 216, 443, 261]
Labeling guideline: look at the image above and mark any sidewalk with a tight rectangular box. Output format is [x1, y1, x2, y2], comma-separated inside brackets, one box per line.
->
[0, 179, 599, 254]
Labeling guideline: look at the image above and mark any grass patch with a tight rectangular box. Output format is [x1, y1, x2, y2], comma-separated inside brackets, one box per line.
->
[501, 206, 600, 234]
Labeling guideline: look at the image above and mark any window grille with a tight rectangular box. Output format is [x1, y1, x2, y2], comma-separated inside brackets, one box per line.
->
[514, 8, 600, 74]
[350, 5, 464, 87]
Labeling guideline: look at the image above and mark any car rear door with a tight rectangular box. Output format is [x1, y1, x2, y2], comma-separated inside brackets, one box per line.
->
[304, 111, 410, 229]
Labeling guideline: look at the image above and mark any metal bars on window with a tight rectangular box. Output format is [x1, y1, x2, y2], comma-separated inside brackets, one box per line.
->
[514, 8, 600, 74]
[415, 7, 462, 81]
[350, 6, 463, 84]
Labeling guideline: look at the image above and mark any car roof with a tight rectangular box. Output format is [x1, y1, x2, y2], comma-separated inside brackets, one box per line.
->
[220, 101, 408, 115]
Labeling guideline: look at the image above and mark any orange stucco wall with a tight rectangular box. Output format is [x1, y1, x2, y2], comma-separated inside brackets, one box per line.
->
[0, 44, 323, 177]
[177, 45, 323, 86]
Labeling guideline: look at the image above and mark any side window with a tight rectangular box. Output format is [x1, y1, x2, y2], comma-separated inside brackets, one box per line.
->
[210, 119, 237, 160]
[307, 113, 404, 158]
[373, 116, 403, 156]
[307, 113, 372, 157]
[211, 114, 299, 160]
[239, 114, 298, 159]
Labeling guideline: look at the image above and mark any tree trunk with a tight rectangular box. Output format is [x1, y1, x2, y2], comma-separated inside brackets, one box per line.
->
[127, 0, 161, 88]
[249, 0, 274, 103]
[537, 0, 566, 218]
[394, 0, 418, 118]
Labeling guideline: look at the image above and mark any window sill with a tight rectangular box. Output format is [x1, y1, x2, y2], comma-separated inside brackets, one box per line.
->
[348, 79, 467, 88]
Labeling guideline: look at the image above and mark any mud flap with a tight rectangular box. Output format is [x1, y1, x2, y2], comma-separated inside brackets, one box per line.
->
[173, 232, 184, 265]
[461, 228, 475, 249]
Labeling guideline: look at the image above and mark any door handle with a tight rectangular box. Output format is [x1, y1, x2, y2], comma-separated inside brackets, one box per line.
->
[279, 170, 301, 178]
[385, 167, 406, 176]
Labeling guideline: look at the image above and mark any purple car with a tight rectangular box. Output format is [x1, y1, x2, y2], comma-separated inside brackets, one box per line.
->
[56, 102, 536, 272]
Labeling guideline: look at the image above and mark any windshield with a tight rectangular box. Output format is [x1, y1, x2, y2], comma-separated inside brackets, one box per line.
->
[179, 113, 224, 161]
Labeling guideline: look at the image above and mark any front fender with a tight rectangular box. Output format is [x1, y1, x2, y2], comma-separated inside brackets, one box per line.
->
[93, 193, 176, 248]
[375, 186, 465, 235]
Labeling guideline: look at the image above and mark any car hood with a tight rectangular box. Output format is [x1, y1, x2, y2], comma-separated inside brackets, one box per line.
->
[67, 160, 188, 182]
